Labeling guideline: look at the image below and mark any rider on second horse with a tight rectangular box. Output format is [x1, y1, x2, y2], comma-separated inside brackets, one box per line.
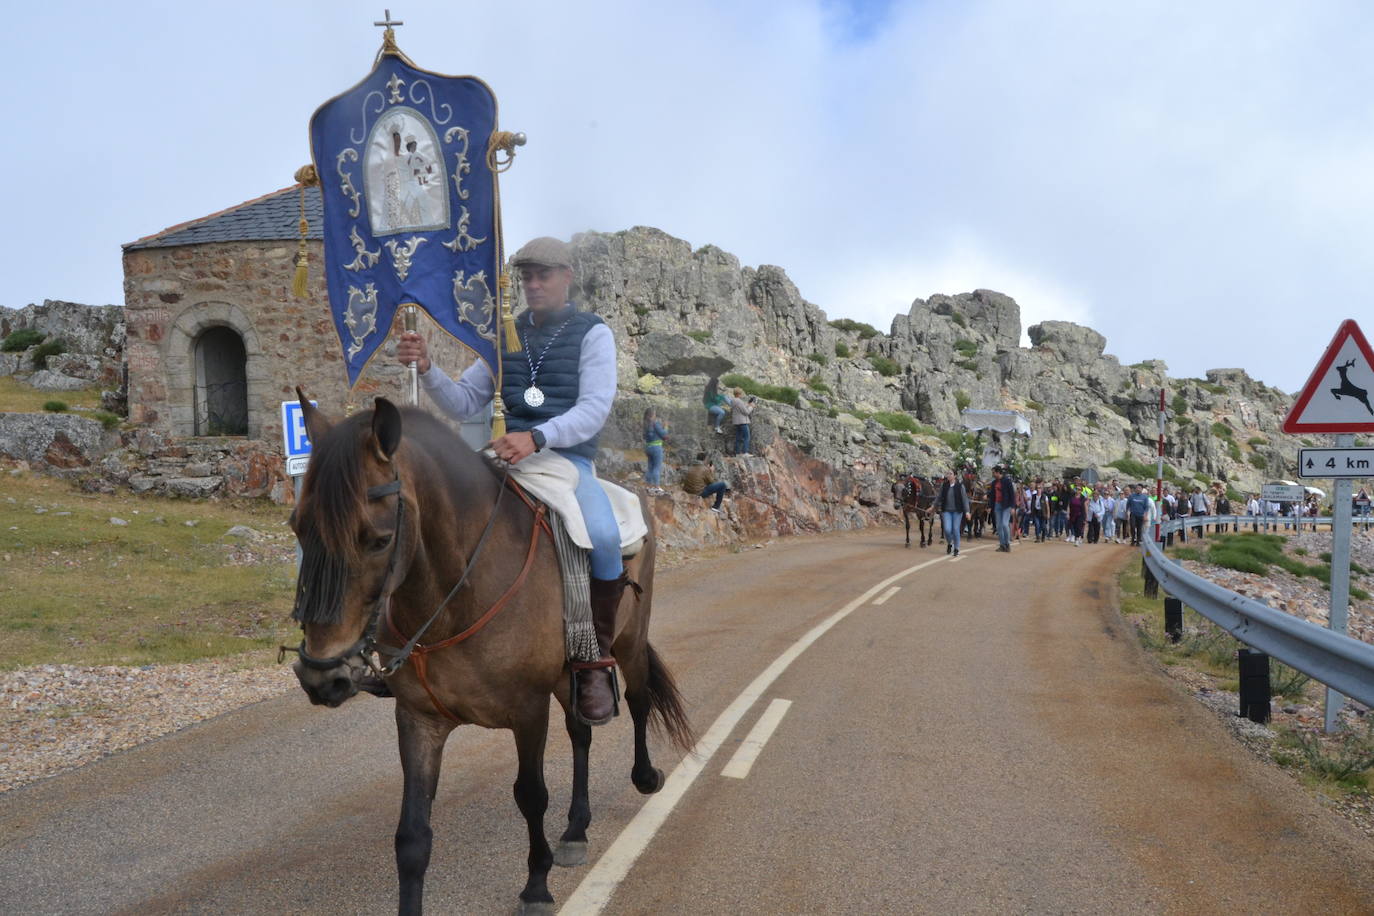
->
[395, 236, 626, 726]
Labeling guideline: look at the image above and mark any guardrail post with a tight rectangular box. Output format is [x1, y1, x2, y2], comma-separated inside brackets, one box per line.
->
[1143, 559, 1159, 599]
[1237, 649, 1271, 724]
[1164, 597, 1182, 642]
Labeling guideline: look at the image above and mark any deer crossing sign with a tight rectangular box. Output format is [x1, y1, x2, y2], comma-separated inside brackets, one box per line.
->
[1299, 447, 1374, 479]
[1283, 319, 1374, 434]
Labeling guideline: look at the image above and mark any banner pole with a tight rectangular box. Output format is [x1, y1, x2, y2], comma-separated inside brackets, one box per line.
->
[404, 304, 419, 406]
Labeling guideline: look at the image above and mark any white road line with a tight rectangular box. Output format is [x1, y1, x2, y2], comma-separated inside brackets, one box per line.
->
[720, 698, 793, 780]
[872, 586, 900, 605]
[559, 546, 989, 914]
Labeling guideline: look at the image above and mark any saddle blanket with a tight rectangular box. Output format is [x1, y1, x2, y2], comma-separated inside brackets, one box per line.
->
[495, 449, 649, 555]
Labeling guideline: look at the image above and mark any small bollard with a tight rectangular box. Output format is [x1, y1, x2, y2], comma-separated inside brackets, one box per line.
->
[1164, 597, 1182, 643]
[1237, 649, 1271, 724]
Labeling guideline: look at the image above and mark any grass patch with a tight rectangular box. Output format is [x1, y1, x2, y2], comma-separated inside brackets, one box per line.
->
[632, 305, 649, 317]
[1247, 436, 1266, 447]
[1204, 532, 1332, 580]
[1191, 379, 1227, 395]
[30, 339, 66, 370]
[721, 373, 799, 407]
[686, 329, 711, 343]
[1249, 453, 1268, 471]
[807, 352, 828, 366]
[950, 311, 967, 328]
[1273, 721, 1374, 792]
[834, 341, 851, 358]
[2, 328, 45, 352]
[953, 339, 979, 359]
[868, 354, 900, 377]
[872, 411, 920, 433]
[0, 472, 297, 670]
[0, 375, 105, 413]
[42, 400, 67, 413]
[1211, 421, 1233, 438]
[937, 430, 964, 449]
[954, 390, 972, 411]
[829, 318, 879, 339]
[806, 375, 831, 394]
[1227, 440, 1242, 462]
[897, 433, 915, 445]
[1171, 393, 1188, 415]
[956, 359, 979, 372]
[1026, 399, 1044, 412]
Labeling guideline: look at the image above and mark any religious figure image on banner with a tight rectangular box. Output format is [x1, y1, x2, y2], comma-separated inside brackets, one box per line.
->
[365, 108, 449, 235]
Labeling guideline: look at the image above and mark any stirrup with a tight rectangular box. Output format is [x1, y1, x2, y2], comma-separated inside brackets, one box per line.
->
[570, 661, 621, 726]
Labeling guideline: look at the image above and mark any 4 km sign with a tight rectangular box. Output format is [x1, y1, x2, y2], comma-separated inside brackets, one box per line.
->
[1299, 448, 1374, 479]
[1283, 319, 1374, 434]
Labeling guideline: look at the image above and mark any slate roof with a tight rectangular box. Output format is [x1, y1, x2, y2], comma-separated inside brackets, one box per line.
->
[123, 185, 324, 251]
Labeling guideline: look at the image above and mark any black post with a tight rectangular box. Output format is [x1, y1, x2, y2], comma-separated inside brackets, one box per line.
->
[1164, 597, 1182, 643]
[1143, 559, 1159, 599]
[1237, 649, 1271, 724]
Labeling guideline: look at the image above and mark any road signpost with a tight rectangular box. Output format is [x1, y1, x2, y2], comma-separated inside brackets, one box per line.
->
[1260, 483, 1305, 502]
[1283, 319, 1374, 732]
[281, 400, 316, 570]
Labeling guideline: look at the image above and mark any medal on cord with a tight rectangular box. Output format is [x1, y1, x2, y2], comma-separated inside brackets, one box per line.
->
[523, 315, 574, 408]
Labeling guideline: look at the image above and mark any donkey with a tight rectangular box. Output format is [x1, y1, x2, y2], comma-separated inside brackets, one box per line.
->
[1331, 359, 1374, 415]
[286, 394, 693, 915]
[893, 475, 938, 548]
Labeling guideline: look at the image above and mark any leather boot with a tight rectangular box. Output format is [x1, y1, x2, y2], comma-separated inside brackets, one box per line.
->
[575, 575, 625, 725]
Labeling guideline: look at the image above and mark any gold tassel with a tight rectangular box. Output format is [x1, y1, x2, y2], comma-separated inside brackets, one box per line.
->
[499, 270, 521, 352]
[491, 392, 508, 438]
[291, 167, 318, 300]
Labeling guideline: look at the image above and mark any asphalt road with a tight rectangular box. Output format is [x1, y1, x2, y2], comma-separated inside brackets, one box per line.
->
[3, 528, 1374, 915]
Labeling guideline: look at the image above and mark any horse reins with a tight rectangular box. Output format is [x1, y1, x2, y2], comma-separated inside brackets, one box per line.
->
[286, 465, 551, 690]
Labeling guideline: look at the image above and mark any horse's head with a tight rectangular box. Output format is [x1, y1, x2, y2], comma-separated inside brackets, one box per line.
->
[287, 390, 414, 708]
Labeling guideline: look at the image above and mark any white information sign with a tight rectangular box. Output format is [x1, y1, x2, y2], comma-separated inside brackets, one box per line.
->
[281, 400, 316, 478]
[1260, 483, 1305, 502]
[1298, 447, 1374, 479]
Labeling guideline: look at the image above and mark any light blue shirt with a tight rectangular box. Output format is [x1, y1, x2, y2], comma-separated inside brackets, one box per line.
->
[419, 320, 617, 451]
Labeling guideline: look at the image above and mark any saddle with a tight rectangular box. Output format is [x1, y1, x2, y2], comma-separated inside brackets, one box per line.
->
[497, 449, 649, 557]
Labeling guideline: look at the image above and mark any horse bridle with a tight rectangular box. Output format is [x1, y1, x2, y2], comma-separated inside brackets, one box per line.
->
[283, 467, 511, 679]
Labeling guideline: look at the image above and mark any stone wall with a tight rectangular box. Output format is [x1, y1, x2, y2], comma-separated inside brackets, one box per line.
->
[121, 240, 475, 446]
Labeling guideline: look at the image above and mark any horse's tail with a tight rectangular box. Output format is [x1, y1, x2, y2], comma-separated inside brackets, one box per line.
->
[644, 643, 695, 753]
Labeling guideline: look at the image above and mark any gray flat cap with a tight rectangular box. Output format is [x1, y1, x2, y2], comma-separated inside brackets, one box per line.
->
[511, 236, 572, 269]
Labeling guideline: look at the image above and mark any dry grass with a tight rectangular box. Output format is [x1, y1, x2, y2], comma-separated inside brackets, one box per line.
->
[0, 469, 298, 670]
[0, 375, 105, 413]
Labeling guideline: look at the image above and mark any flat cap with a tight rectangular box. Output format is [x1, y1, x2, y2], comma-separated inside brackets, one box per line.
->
[511, 236, 571, 269]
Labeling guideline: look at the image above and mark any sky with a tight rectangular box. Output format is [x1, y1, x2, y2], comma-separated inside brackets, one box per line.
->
[5, 0, 1374, 395]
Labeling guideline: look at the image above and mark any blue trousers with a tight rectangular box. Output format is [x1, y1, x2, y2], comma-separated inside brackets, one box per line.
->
[561, 451, 623, 580]
[644, 444, 663, 485]
[708, 406, 726, 428]
[734, 423, 751, 455]
[995, 506, 1014, 548]
[942, 511, 963, 552]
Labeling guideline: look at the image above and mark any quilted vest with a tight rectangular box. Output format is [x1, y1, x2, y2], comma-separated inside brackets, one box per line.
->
[500, 304, 604, 459]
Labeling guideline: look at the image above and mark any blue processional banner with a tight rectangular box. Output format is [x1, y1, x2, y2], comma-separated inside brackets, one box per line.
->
[309, 54, 500, 386]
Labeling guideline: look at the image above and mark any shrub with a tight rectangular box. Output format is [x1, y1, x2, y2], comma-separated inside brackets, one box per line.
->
[1247, 436, 1266, 447]
[90, 410, 122, 429]
[720, 373, 799, 407]
[1026, 399, 1045, 412]
[834, 341, 851, 358]
[806, 374, 831, 394]
[956, 359, 979, 372]
[1227, 440, 1242, 462]
[1171, 394, 1188, 415]
[829, 318, 879, 339]
[632, 305, 649, 317]
[42, 400, 68, 412]
[826, 407, 838, 419]
[954, 390, 972, 411]
[1226, 485, 1244, 504]
[1193, 380, 1226, 395]
[1170, 546, 1204, 561]
[937, 430, 964, 449]
[686, 329, 711, 343]
[30, 339, 66, 370]
[807, 352, 828, 366]
[1301, 438, 1315, 447]
[1249, 454, 1267, 470]
[1177, 416, 1192, 426]
[953, 339, 978, 359]
[868, 354, 900, 377]
[898, 433, 916, 445]
[1087, 418, 1100, 429]
[872, 411, 919, 433]
[1, 328, 44, 352]
[950, 311, 967, 328]
[1211, 421, 1233, 438]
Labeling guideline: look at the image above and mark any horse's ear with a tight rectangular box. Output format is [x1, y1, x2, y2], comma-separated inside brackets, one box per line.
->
[371, 397, 402, 461]
[296, 387, 331, 446]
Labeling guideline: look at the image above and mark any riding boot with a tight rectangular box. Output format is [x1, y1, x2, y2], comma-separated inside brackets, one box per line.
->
[575, 575, 626, 725]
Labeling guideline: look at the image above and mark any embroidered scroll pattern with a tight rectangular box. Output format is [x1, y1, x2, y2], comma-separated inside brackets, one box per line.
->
[452, 270, 496, 340]
[345, 284, 379, 359]
[384, 236, 427, 282]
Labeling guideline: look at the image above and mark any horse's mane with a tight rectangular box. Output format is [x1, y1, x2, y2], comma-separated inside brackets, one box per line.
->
[292, 406, 496, 625]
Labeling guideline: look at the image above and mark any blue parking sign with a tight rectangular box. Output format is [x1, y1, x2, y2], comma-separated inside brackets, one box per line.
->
[281, 400, 316, 476]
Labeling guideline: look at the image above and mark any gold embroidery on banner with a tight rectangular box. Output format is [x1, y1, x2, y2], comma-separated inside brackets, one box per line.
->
[442, 206, 487, 253]
[452, 269, 496, 341]
[384, 236, 427, 282]
[345, 284, 379, 360]
[337, 149, 361, 218]
[344, 226, 381, 271]
[443, 126, 471, 201]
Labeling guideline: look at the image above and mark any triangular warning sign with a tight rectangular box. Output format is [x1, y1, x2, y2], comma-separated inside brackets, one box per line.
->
[1283, 319, 1374, 433]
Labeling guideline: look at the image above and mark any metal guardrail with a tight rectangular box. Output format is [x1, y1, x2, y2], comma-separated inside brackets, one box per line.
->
[1141, 515, 1374, 709]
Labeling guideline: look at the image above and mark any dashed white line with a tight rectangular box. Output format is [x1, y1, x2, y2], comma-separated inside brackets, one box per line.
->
[720, 698, 793, 780]
[558, 546, 988, 914]
[872, 586, 901, 605]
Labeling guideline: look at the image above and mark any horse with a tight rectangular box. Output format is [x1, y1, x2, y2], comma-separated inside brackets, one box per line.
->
[892, 475, 937, 548]
[285, 394, 694, 915]
[963, 473, 989, 539]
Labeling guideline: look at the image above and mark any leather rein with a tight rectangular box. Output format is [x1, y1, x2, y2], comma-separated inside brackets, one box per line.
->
[285, 466, 551, 694]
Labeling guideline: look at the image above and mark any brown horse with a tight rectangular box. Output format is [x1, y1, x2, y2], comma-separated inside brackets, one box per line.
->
[963, 472, 989, 539]
[286, 394, 693, 915]
[893, 475, 937, 547]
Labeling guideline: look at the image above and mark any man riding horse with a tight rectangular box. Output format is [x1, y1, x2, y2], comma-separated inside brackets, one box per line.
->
[395, 236, 624, 726]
